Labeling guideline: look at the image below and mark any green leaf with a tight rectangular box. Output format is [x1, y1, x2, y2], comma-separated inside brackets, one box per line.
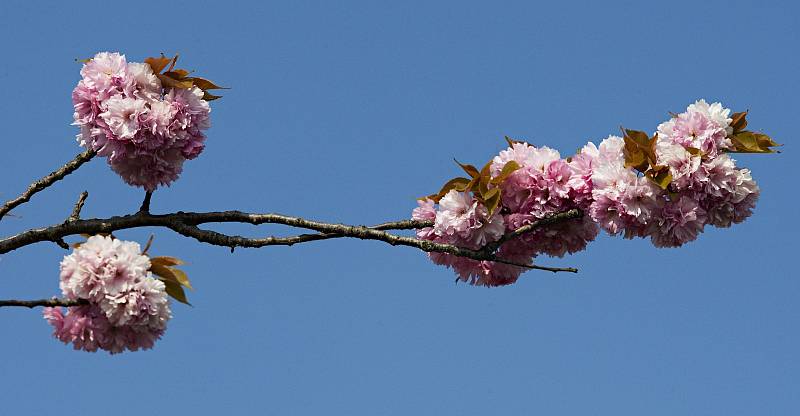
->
[730, 131, 781, 153]
[645, 165, 673, 190]
[150, 262, 189, 286]
[491, 160, 521, 185]
[169, 268, 193, 290]
[477, 161, 492, 197]
[424, 177, 471, 202]
[482, 188, 502, 216]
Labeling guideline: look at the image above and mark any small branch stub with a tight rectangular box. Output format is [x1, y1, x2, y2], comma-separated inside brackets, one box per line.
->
[68, 191, 89, 222]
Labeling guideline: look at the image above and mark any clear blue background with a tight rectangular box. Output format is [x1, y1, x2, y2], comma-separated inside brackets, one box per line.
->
[1, 1, 797, 414]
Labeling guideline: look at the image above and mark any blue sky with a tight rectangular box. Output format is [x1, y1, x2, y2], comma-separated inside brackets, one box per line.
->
[0, 1, 797, 414]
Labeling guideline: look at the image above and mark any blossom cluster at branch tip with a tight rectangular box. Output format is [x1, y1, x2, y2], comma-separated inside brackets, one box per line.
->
[43, 235, 172, 354]
[72, 52, 222, 191]
[414, 100, 774, 287]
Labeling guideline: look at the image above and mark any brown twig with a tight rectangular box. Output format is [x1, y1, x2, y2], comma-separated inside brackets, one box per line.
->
[0, 209, 579, 272]
[0, 148, 96, 221]
[481, 209, 584, 254]
[0, 298, 89, 308]
[68, 191, 89, 222]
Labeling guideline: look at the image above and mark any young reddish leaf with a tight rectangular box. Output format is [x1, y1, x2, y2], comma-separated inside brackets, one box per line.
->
[161, 278, 191, 305]
[424, 177, 471, 202]
[163, 69, 190, 79]
[730, 111, 748, 133]
[156, 74, 194, 89]
[145, 55, 172, 74]
[141, 234, 155, 255]
[188, 77, 228, 90]
[75, 57, 91, 63]
[454, 159, 480, 179]
[645, 165, 673, 190]
[491, 160, 520, 185]
[150, 256, 186, 267]
[623, 145, 648, 172]
[202, 91, 223, 101]
[622, 128, 657, 172]
[504, 135, 532, 147]
[166, 54, 179, 72]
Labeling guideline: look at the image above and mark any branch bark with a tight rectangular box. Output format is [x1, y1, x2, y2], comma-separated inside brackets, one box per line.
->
[0, 208, 582, 272]
[1, 146, 583, 314]
[0, 148, 96, 221]
[0, 298, 88, 308]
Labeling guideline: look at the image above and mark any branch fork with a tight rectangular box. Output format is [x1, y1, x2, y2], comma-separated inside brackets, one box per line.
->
[0, 148, 582, 308]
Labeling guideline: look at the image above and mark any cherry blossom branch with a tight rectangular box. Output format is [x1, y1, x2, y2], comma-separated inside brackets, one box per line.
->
[0, 211, 579, 308]
[0, 207, 580, 272]
[0, 146, 585, 312]
[0, 298, 89, 308]
[481, 209, 583, 254]
[0, 148, 96, 221]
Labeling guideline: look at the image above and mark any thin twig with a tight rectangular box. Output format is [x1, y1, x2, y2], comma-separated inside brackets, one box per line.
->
[0, 148, 96, 221]
[68, 191, 89, 222]
[482, 209, 584, 254]
[0, 298, 89, 308]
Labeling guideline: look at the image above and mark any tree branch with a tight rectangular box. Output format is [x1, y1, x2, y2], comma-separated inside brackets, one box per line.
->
[139, 191, 153, 213]
[481, 209, 583, 254]
[0, 148, 96, 221]
[0, 209, 580, 272]
[0, 148, 580, 276]
[0, 298, 88, 308]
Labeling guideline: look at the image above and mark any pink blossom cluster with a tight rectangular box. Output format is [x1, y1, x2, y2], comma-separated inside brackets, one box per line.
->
[589, 100, 759, 246]
[414, 100, 760, 286]
[43, 235, 171, 354]
[413, 143, 599, 287]
[72, 52, 211, 191]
